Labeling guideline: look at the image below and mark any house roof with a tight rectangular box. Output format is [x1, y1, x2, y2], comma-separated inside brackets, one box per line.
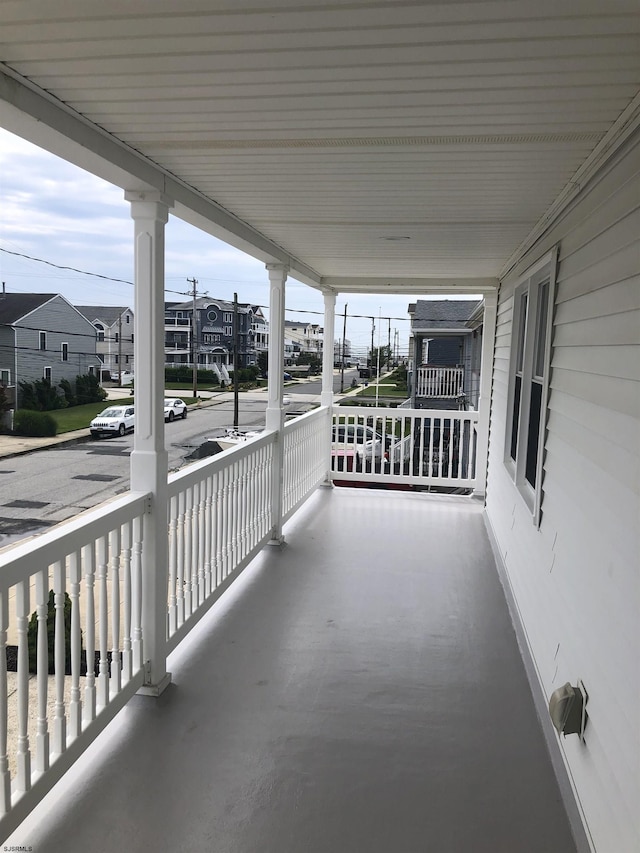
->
[0, 293, 57, 324]
[168, 298, 252, 314]
[75, 306, 132, 326]
[409, 300, 483, 331]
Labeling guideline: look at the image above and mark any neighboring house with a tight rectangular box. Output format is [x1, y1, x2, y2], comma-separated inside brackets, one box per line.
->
[75, 305, 134, 377]
[0, 292, 99, 402]
[408, 299, 484, 409]
[251, 306, 269, 360]
[334, 337, 353, 366]
[165, 297, 257, 371]
[284, 320, 323, 359]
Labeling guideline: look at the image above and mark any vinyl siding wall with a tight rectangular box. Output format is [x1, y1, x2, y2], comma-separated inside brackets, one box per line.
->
[485, 132, 640, 853]
[14, 296, 99, 389]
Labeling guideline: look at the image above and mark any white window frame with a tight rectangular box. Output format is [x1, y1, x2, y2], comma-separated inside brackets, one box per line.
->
[0, 369, 10, 385]
[39, 331, 47, 351]
[61, 341, 69, 362]
[504, 247, 557, 527]
[43, 366, 52, 383]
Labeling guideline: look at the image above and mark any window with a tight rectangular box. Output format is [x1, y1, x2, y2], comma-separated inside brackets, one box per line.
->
[125, 314, 130, 324]
[115, 332, 119, 343]
[131, 333, 134, 343]
[224, 326, 232, 337]
[61, 342, 68, 362]
[43, 366, 52, 383]
[505, 248, 557, 525]
[39, 331, 46, 351]
[115, 355, 119, 364]
[0, 369, 10, 385]
[95, 323, 105, 342]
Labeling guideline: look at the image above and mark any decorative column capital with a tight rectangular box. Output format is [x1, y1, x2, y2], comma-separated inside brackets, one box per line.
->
[125, 190, 173, 223]
[266, 263, 289, 281]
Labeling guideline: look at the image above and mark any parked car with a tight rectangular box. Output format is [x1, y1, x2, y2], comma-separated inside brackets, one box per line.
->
[112, 370, 134, 385]
[283, 372, 292, 380]
[332, 423, 386, 462]
[89, 405, 135, 438]
[164, 398, 187, 422]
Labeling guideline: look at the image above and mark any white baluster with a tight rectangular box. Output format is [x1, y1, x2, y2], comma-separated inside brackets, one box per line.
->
[53, 561, 67, 756]
[15, 581, 31, 792]
[168, 494, 178, 637]
[68, 551, 82, 739]
[184, 487, 193, 616]
[96, 536, 109, 708]
[35, 570, 50, 772]
[109, 528, 121, 695]
[121, 522, 133, 683]
[83, 544, 96, 723]
[197, 480, 206, 605]
[204, 475, 213, 598]
[192, 481, 202, 608]
[176, 491, 185, 628]
[132, 515, 144, 672]
[213, 470, 223, 590]
[0, 591, 10, 814]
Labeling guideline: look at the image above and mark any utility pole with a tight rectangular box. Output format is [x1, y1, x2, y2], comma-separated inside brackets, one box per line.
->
[118, 313, 123, 387]
[233, 292, 239, 429]
[187, 277, 198, 399]
[340, 303, 347, 393]
[370, 317, 375, 377]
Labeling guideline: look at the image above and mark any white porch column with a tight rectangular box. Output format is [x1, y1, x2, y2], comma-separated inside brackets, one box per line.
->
[321, 290, 337, 484]
[321, 289, 336, 408]
[265, 263, 288, 544]
[125, 190, 173, 695]
[473, 290, 498, 498]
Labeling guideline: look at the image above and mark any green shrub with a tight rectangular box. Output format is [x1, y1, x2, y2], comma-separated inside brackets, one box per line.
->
[59, 378, 77, 407]
[165, 366, 219, 384]
[13, 409, 58, 437]
[75, 373, 107, 405]
[28, 590, 79, 675]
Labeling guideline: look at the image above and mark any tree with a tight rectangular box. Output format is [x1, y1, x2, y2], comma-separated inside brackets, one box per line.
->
[257, 350, 268, 377]
[296, 352, 322, 373]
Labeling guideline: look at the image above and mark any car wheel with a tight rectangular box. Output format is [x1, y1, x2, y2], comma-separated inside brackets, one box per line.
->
[168, 411, 174, 422]
[182, 409, 187, 419]
[118, 423, 126, 437]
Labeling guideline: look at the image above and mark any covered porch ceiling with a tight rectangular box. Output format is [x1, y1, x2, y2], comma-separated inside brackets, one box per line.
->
[1, 0, 639, 295]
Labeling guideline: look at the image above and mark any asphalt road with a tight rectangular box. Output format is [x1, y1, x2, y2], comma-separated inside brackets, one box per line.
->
[0, 398, 271, 548]
[0, 369, 361, 549]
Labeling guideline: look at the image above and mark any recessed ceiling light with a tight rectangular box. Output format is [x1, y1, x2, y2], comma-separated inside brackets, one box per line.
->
[381, 235, 411, 241]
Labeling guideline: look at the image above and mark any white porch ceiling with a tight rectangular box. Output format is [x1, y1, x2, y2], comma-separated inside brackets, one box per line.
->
[1, 0, 639, 292]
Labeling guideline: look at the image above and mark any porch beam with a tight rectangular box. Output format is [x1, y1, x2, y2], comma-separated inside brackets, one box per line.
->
[265, 264, 288, 544]
[473, 290, 498, 498]
[125, 190, 173, 696]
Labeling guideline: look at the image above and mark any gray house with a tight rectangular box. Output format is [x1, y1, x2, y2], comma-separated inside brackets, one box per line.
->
[0, 292, 99, 400]
[408, 299, 484, 409]
[75, 305, 134, 377]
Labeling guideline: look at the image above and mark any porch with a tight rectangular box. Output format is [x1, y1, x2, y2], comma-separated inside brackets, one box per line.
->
[6, 486, 576, 853]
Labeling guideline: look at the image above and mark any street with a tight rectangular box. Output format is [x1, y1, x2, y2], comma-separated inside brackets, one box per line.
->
[0, 369, 360, 549]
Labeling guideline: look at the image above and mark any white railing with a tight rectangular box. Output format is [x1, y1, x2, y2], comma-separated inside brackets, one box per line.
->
[331, 406, 478, 489]
[283, 407, 331, 521]
[415, 366, 464, 398]
[166, 432, 275, 652]
[0, 492, 149, 838]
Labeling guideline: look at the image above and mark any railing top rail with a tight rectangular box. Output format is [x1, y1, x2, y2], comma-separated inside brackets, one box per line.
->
[0, 490, 150, 591]
[283, 405, 329, 433]
[336, 405, 478, 421]
[168, 429, 276, 496]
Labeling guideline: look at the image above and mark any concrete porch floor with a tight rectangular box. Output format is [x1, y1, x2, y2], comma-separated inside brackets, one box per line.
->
[7, 487, 577, 853]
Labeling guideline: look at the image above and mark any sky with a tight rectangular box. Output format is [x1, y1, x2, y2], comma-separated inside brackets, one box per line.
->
[0, 126, 454, 358]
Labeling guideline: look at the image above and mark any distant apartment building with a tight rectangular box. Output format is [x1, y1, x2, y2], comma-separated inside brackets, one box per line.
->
[284, 320, 323, 360]
[165, 297, 259, 370]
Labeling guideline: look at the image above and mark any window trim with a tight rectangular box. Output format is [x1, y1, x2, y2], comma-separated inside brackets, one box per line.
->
[61, 342, 69, 362]
[504, 247, 558, 527]
[39, 331, 46, 351]
[43, 366, 52, 383]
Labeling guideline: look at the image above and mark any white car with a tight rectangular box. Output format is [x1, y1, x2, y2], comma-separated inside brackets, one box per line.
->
[112, 371, 134, 385]
[331, 423, 385, 462]
[164, 398, 187, 422]
[90, 405, 135, 438]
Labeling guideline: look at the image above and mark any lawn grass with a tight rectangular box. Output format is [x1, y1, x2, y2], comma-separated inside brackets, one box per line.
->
[50, 399, 134, 433]
[356, 383, 408, 398]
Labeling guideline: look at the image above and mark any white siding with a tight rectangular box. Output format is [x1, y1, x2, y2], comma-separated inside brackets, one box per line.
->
[485, 132, 640, 853]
